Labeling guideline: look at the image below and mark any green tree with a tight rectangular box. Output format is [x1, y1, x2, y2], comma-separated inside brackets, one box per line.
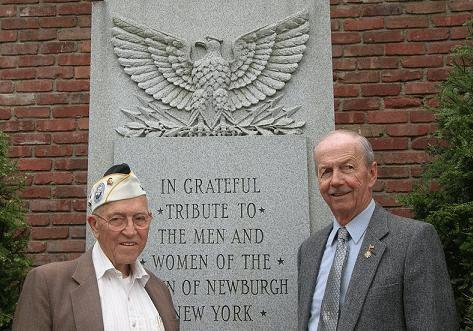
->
[0, 131, 30, 329]
[401, 21, 473, 330]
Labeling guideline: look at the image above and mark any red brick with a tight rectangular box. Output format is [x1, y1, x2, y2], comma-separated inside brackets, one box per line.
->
[54, 158, 87, 170]
[426, 97, 439, 108]
[427, 41, 464, 54]
[39, 41, 77, 54]
[39, 17, 77, 28]
[1, 68, 36, 80]
[385, 180, 412, 193]
[343, 98, 380, 111]
[21, 186, 51, 199]
[0, 56, 17, 68]
[74, 66, 90, 79]
[367, 110, 408, 124]
[52, 131, 88, 144]
[35, 93, 69, 105]
[381, 151, 429, 164]
[369, 137, 408, 150]
[57, 54, 90, 65]
[16, 80, 52, 92]
[58, 28, 91, 41]
[78, 16, 91, 28]
[386, 124, 431, 136]
[427, 68, 450, 81]
[17, 158, 52, 171]
[74, 144, 88, 156]
[1, 43, 38, 55]
[11, 133, 50, 145]
[37, 66, 74, 79]
[339, 71, 379, 83]
[0, 108, 12, 119]
[410, 166, 424, 178]
[0, 93, 35, 106]
[357, 57, 399, 69]
[377, 166, 410, 178]
[70, 227, 85, 239]
[56, 80, 89, 92]
[19, 29, 57, 41]
[0, 5, 16, 17]
[72, 199, 86, 212]
[43, 0, 82, 2]
[79, 40, 91, 53]
[385, 17, 429, 29]
[361, 83, 401, 96]
[410, 110, 435, 123]
[388, 208, 415, 218]
[401, 55, 444, 68]
[449, 1, 473, 11]
[333, 59, 357, 70]
[381, 70, 422, 82]
[405, 2, 445, 14]
[385, 43, 425, 55]
[32, 227, 69, 240]
[331, 32, 361, 44]
[1, 17, 39, 29]
[344, 45, 384, 57]
[47, 240, 85, 253]
[18, 55, 54, 67]
[335, 111, 365, 124]
[0, 30, 17, 42]
[51, 213, 85, 225]
[344, 17, 384, 31]
[331, 6, 361, 18]
[364, 31, 403, 44]
[57, 2, 91, 15]
[34, 172, 74, 185]
[8, 146, 32, 157]
[332, 45, 343, 58]
[407, 29, 449, 42]
[405, 82, 440, 95]
[35, 145, 73, 157]
[0, 120, 34, 132]
[412, 136, 440, 150]
[52, 105, 88, 118]
[28, 241, 47, 253]
[432, 14, 472, 27]
[450, 27, 468, 40]
[68, 93, 89, 104]
[26, 214, 50, 226]
[331, 20, 340, 32]
[373, 195, 402, 208]
[36, 119, 76, 132]
[30, 199, 70, 212]
[334, 85, 360, 97]
[384, 97, 422, 109]
[19, 6, 56, 17]
[0, 81, 13, 93]
[361, 3, 402, 16]
[55, 185, 86, 198]
[2, 0, 39, 4]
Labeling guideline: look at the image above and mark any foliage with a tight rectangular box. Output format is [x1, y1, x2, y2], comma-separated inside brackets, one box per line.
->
[0, 131, 30, 329]
[401, 21, 473, 330]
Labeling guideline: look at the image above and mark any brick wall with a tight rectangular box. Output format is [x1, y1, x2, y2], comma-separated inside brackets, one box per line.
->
[0, 0, 472, 265]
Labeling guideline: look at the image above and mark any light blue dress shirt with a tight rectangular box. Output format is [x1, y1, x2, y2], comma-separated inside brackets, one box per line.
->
[308, 199, 375, 331]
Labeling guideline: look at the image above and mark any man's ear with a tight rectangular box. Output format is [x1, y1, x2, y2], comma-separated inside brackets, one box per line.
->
[87, 215, 100, 239]
[368, 161, 378, 188]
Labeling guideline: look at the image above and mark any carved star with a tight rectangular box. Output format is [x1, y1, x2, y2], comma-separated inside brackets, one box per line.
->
[140, 258, 146, 265]
[157, 207, 163, 215]
[277, 257, 284, 265]
[259, 207, 265, 213]
[260, 310, 267, 317]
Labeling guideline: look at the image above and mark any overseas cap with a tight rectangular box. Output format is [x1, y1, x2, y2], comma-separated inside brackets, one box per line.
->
[88, 163, 146, 213]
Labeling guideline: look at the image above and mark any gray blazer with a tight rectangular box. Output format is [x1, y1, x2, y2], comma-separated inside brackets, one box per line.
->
[12, 250, 179, 331]
[298, 204, 458, 331]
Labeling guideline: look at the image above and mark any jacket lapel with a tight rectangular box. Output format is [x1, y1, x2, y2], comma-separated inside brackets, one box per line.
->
[338, 205, 389, 330]
[70, 250, 104, 331]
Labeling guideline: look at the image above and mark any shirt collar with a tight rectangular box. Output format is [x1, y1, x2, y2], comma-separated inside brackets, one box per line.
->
[91, 241, 150, 286]
[326, 199, 375, 247]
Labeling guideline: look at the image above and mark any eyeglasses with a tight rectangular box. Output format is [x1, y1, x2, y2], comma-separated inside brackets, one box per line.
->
[93, 212, 151, 231]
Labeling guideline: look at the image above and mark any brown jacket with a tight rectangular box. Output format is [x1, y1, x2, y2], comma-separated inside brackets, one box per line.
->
[12, 250, 179, 331]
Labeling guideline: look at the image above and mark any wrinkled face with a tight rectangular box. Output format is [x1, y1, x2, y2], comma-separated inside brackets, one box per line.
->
[87, 195, 151, 276]
[315, 133, 377, 225]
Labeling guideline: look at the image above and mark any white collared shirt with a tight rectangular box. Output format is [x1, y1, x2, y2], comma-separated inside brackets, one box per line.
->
[92, 242, 164, 331]
[308, 199, 375, 331]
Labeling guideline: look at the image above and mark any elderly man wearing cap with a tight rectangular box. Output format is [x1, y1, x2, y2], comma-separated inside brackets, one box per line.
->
[13, 164, 179, 331]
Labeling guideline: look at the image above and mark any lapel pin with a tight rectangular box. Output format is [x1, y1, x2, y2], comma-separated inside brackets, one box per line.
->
[364, 244, 375, 258]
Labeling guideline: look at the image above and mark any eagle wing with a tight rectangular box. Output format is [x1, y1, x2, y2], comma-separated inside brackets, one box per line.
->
[228, 10, 309, 109]
[111, 17, 195, 110]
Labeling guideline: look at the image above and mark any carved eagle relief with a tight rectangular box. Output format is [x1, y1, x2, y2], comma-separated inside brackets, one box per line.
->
[111, 10, 309, 137]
